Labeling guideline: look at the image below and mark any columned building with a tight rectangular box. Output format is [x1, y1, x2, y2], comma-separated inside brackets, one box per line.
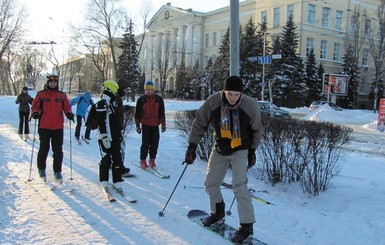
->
[138, 0, 381, 107]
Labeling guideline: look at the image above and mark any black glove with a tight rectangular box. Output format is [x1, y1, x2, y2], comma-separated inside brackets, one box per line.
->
[32, 112, 39, 120]
[66, 112, 75, 122]
[185, 143, 197, 164]
[247, 148, 256, 169]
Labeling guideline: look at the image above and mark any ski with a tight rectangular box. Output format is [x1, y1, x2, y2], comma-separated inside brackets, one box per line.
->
[221, 182, 275, 206]
[101, 186, 116, 202]
[188, 209, 268, 245]
[122, 172, 136, 178]
[82, 137, 90, 144]
[56, 179, 75, 192]
[111, 186, 137, 203]
[134, 164, 170, 179]
[76, 139, 81, 145]
[42, 178, 56, 190]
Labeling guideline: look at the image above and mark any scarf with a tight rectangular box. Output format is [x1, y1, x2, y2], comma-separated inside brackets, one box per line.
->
[220, 102, 242, 148]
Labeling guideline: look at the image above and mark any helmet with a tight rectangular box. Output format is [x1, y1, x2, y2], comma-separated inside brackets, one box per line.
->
[103, 80, 119, 93]
[46, 73, 59, 81]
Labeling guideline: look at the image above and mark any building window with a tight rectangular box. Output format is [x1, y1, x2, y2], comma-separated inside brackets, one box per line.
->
[336, 10, 342, 31]
[364, 19, 371, 37]
[320, 40, 328, 59]
[351, 14, 358, 34]
[287, 4, 294, 20]
[205, 33, 209, 48]
[308, 4, 315, 25]
[333, 43, 340, 61]
[273, 7, 280, 27]
[306, 37, 314, 56]
[213, 32, 217, 47]
[220, 30, 225, 40]
[321, 7, 330, 28]
[362, 48, 369, 66]
[359, 79, 366, 94]
[261, 11, 267, 23]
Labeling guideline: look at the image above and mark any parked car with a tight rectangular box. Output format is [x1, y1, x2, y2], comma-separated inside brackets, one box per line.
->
[309, 101, 342, 112]
[257, 101, 291, 119]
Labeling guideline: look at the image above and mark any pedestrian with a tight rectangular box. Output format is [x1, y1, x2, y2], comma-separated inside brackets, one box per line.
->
[135, 80, 166, 169]
[116, 78, 134, 177]
[15, 86, 34, 140]
[31, 74, 74, 182]
[97, 80, 125, 191]
[70, 91, 94, 144]
[184, 75, 262, 243]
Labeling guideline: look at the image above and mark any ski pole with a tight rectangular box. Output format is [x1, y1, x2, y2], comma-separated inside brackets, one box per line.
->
[158, 162, 188, 218]
[69, 120, 73, 180]
[27, 119, 38, 182]
[226, 196, 236, 216]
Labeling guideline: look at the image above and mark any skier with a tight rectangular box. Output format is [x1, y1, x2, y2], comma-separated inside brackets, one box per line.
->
[116, 78, 134, 177]
[15, 86, 34, 140]
[184, 75, 262, 243]
[70, 91, 94, 143]
[135, 80, 166, 169]
[31, 74, 74, 182]
[97, 80, 125, 191]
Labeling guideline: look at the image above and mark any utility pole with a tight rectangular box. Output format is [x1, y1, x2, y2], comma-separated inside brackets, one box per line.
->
[230, 0, 239, 76]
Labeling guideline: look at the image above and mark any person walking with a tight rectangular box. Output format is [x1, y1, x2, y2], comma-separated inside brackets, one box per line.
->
[97, 80, 125, 191]
[15, 86, 34, 140]
[135, 81, 166, 169]
[70, 91, 94, 144]
[31, 74, 74, 182]
[184, 75, 262, 243]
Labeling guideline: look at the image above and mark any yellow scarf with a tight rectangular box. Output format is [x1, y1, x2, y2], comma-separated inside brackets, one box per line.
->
[220, 103, 242, 148]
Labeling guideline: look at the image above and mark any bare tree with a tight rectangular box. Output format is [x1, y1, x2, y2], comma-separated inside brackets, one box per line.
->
[0, 0, 27, 95]
[369, 0, 385, 111]
[137, 0, 154, 54]
[74, 0, 126, 80]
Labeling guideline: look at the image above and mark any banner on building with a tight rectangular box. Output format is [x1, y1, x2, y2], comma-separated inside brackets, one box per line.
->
[377, 98, 385, 132]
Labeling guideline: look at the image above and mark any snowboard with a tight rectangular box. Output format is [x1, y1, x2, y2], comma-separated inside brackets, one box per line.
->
[188, 210, 267, 245]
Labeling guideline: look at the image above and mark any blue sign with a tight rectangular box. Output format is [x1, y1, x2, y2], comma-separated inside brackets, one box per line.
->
[247, 56, 258, 62]
[258, 56, 272, 64]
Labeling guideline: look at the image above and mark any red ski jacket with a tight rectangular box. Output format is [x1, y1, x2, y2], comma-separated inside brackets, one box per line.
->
[31, 87, 72, 130]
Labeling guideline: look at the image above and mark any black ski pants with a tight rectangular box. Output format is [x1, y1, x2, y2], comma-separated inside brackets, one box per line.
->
[37, 128, 64, 173]
[75, 115, 91, 139]
[140, 125, 160, 160]
[99, 140, 123, 183]
[18, 111, 30, 134]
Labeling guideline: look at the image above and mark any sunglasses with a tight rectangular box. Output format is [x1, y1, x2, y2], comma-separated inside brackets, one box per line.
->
[48, 76, 59, 81]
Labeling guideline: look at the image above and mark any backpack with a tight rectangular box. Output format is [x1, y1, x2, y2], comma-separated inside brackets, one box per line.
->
[84, 99, 107, 130]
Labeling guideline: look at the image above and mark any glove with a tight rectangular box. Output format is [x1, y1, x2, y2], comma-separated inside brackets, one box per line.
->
[247, 148, 256, 169]
[124, 105, 132, 111]
[136, 127, 141, 134]
[100, 133, 111, 149]
[161, 121, 166, 133]
[32, 112, 39, 120]
[185, 143, 197, 164]
[66, 112, 75, 122]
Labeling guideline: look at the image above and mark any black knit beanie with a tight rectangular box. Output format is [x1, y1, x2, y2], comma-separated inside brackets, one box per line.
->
[223, 75, 243, 92]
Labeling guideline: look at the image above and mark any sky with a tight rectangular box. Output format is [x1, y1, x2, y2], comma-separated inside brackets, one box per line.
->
[21, 0, 234, 42]
[1, 94, 385, 244]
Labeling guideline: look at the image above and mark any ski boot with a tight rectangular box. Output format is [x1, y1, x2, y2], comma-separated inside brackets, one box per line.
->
[54, 172, 63, 183]
[149, 158, 157, 169]
[140, 159, 148, 169]
[201, 200, 225, 226]
[39, 169, 47, 181]
[230, 223, 253, 243]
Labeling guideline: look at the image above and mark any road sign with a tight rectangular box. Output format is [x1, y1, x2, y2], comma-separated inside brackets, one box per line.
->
[271, 54, 282, 59]
[258, 56, 272, 64]
[247, 56, 258, 62]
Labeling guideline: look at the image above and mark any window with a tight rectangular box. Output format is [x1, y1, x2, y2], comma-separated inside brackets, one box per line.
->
[205, 33, 209, 48]
[273, 7, 280, 27]
[320, 40, 328, 59]
[213, 32, 217, 47]
[364, 19, 371, 37]
[362, 48, 369, 66]
[306, 37, 314, 56]
[359, 79, 366, 94]
[261, 11, 267, 23]
[322, 7, 330, 28]
[351, 15, 358, 34]
[333, 43, 341, 61]
[336, 11, 343, 30]
[308, 4, 315, 25]
[287, 4, 294, 20]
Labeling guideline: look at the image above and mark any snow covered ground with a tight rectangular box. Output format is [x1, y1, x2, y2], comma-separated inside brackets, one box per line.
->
[1, 95, 384, 245]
